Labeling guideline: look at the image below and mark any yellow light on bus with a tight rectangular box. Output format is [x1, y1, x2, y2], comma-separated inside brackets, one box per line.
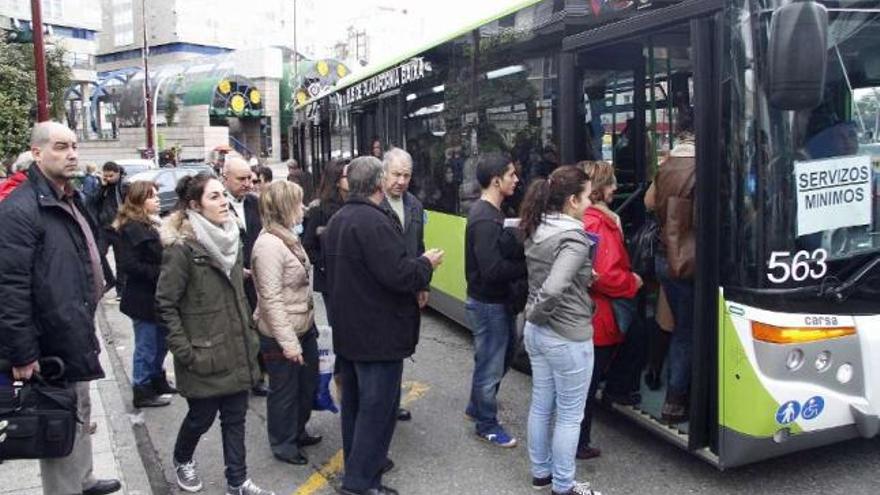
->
[752, 322, 856, 344]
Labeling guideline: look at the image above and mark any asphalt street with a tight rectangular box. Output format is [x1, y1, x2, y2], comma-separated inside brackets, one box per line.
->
[97, 294, 880, 495]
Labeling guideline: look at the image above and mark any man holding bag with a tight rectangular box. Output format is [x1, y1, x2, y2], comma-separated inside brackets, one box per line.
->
[0, 122, 120, 495]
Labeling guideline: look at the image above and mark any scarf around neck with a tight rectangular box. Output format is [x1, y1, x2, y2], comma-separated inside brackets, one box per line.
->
[186, 210, 240, 277]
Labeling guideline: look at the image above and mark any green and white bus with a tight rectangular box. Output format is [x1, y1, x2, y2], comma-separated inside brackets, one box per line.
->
[293, 0, 880, 469]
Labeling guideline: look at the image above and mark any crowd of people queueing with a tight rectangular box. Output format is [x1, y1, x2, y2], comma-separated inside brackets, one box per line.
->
[0, 115, 697, 495]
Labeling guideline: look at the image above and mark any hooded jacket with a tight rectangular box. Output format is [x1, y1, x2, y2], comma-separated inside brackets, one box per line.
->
[525, 213, 596, 342]
[583, 205, 640, 346]
[155, 211, 261, 399]
[0, 171, 27, 202]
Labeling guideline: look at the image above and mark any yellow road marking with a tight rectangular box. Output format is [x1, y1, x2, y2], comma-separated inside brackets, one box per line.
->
[292, 380, 430, 495]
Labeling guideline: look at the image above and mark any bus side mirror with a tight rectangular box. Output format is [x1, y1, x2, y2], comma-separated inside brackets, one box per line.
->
[768, 1, 829, 111]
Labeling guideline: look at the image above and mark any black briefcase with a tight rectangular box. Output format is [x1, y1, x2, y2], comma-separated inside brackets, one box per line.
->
[0, 357, 79, 460]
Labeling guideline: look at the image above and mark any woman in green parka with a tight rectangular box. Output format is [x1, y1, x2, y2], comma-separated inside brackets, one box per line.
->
[155, 173, 274, 495]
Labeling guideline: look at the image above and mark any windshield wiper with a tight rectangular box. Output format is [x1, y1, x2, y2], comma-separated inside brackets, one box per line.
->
[821, 254, 880, 302]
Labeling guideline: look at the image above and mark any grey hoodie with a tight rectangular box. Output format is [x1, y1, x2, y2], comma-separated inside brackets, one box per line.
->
[524, 213, 596, 342]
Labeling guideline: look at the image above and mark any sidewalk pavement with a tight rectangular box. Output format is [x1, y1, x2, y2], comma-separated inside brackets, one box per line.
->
[0, 307, 154, 495]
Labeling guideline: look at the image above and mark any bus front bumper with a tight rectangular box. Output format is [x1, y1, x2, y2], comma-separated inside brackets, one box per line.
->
[850, 404, 880, 438]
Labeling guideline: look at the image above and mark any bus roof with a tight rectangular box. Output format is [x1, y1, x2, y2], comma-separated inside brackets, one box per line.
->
[296, 0, 543, 109]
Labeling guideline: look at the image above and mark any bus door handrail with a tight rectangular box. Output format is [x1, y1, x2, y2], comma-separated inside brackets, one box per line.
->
[614, 182, 648, 216]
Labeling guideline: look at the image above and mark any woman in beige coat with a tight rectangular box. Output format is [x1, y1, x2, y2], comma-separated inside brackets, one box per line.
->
[251, 181, 321, 465]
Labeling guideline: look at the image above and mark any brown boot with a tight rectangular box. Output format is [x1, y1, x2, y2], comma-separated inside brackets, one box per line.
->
[661, 392, 689, 424]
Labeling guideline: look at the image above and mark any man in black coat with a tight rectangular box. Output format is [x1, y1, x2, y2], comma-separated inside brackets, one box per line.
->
[90, 160, 127, 296]
[380, 147, 427, 423]
[0, 121, 121, 495]
[222, 156, 268, 396]
[323, 156, 443, 495]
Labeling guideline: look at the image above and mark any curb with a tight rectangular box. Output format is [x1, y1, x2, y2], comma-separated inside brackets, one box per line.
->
[96, 302, 172, 495]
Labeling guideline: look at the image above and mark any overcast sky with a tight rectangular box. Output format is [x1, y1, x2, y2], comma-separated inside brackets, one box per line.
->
[304, 0, 517, 58]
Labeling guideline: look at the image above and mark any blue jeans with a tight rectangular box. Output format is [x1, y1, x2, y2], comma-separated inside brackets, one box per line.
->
[132, 319, 168, 387]
[524, 322, 593, 493]
[656, 256, 695, 396]
[465, 298, 516, 435]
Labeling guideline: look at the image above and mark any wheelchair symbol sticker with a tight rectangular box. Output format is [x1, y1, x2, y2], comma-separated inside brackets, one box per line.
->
[776, 400, 801, 425]
[801, 396, 825, 420]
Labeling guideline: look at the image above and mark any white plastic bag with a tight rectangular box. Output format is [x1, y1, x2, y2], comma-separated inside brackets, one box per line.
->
[313, 324, 338, 413]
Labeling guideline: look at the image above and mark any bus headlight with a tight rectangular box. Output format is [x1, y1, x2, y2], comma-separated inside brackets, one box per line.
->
[815, 351, 832, 372]
[785, 349, 804, 371]
[836, 363, 854, 384]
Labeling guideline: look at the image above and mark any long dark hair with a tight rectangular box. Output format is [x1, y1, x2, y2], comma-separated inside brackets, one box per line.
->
[318, 159, 348, 204]
[519, 165, 590, 238]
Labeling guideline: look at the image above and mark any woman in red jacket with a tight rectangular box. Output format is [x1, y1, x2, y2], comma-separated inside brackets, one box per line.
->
[576, 161, 645, 460]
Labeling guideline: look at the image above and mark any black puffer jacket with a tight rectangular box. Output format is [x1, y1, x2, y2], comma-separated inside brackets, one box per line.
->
[0, 167, 105, 381]
[118, 220, 162, 322]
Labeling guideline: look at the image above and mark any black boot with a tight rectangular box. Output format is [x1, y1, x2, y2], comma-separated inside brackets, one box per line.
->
[133, 384, 171, 408]
[151, 372, 178, 395]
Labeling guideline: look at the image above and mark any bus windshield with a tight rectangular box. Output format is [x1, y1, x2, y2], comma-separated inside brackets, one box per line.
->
[731, 3, 880, 294]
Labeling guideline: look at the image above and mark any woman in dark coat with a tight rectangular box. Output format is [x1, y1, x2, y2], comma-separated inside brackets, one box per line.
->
[302, 159, 349, 295]
[114, 180, 174, 408]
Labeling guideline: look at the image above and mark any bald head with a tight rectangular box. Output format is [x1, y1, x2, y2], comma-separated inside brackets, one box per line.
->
[30, 121, 78, 187]
[222, 156, 253, 199]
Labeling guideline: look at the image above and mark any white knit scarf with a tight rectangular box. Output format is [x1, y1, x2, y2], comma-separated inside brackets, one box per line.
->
[186, 210, 240, 277]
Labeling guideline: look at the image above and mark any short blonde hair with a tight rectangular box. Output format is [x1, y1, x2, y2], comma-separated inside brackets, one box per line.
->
[259, 180, 303, 229]
[578, 160, 616, 203]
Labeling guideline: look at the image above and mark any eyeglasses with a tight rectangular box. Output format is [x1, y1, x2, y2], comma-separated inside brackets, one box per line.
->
[253, 179, 262, 184]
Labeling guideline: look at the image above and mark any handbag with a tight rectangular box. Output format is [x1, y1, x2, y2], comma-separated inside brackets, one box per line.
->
[628, 215, 659, 278]
[0, 358, 79, 460]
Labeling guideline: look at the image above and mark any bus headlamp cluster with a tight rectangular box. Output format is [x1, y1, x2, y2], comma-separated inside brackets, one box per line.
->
[784, 348, 854, 384]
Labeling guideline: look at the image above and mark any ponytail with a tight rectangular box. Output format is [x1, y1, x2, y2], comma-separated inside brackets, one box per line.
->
[519, 179, 551, 238]
[518, 165, 590, 238]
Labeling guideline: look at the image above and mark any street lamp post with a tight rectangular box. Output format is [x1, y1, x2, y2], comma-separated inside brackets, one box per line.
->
[141, 0, 154, 161]
[30, 0, 50, 122]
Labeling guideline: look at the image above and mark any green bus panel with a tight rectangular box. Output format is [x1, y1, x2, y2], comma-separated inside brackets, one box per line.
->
[424, 211, 468, 302]
[718, 293, 799, 438]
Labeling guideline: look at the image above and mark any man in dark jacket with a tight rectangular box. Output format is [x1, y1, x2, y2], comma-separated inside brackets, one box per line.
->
[380, 147, 427, 423]
[222, 156, 269, 397]
[323, 156, 443, 495]
[464, 152, 527, 448]
[91, 161, 127, 294]
[0, 121, 121, 495]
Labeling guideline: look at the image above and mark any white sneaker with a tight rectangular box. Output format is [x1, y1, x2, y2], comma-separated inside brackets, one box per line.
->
[174, 459, 203, 492]
[552, 481, 601, 495]
[227, 478, 276, 495]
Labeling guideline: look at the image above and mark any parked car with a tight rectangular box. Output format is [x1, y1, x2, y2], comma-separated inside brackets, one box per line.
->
[114, 158, 157, 179]
[125, 167, 207, 215]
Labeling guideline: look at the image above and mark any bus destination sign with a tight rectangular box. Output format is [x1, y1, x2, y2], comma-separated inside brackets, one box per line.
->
[341, 58, 429, 106]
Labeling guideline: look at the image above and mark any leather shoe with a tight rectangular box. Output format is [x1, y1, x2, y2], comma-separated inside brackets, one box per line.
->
[396, 407, 412, 421]
[338, 486, 399, 495]
[297, 432, 323, 447]
[82, 479, 121, 495]
[251, 381, 269, 397]
[275, 452, 308, 465]
[380, 458, 394, 474]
